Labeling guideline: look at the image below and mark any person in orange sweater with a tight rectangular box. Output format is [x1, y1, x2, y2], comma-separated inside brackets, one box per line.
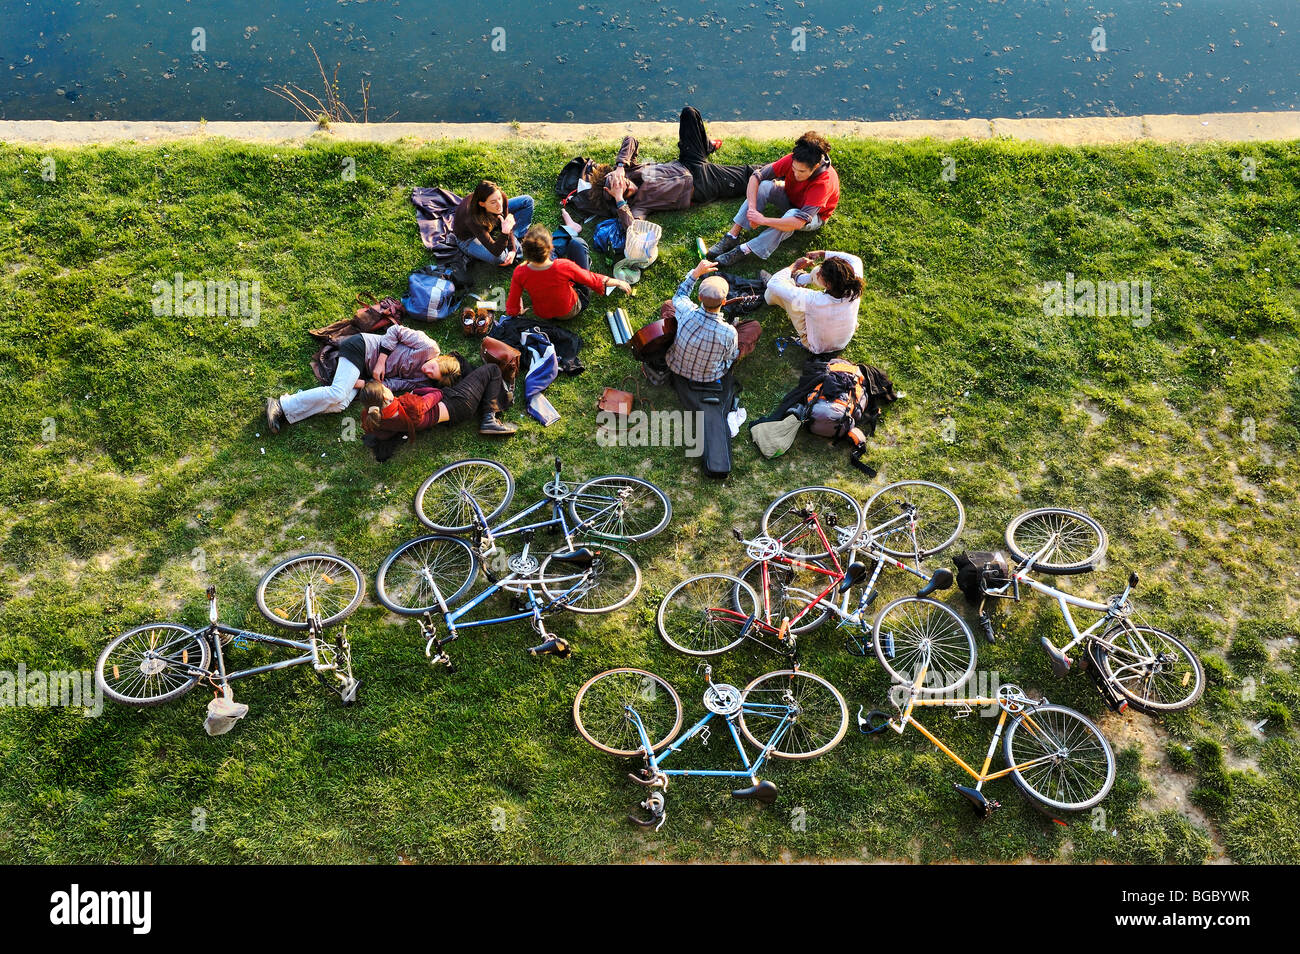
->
[359, 362, 516, 454]
[505, 224, 632, 321]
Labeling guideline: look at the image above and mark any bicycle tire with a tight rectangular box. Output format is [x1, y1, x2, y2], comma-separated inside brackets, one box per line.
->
[1004, 704, 1116, 812]
[376, 535, 479, 615]
[760, 486, 864, 559]
[95, 623, 210, 707]
[657, 573, 759, 657]
[256, 553, 365, 630]
[567, 475, 672, 541]
[574, 668, 684, 756]
[540, 543, 641, 614]
[738, 669, 849, 760]
[1096, 624, 1204, 714]
[863, 480, 965, 558]
[872, 597, 977, 693]
[1005, 508, 1108, 574]
[415, 458, 515, 533]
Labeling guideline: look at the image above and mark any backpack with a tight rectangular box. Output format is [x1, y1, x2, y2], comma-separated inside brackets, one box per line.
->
[953, 551, 1011, 604]
[799, 360, 896, 476]
[592, 218, 626, 255]
[402, 267, 459, 321]
[556, 156, 589, 205]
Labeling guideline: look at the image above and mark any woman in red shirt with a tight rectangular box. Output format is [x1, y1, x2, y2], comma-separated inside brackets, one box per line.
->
[505, 224, 631, 320]
[359, 361, 516, 458]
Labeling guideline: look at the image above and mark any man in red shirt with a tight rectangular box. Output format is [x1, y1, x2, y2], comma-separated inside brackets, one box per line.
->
[706, 131, 840, 267]
[506, 223, 631, 320]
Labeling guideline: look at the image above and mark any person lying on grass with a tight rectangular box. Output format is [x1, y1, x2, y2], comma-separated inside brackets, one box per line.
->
[505, 221, 632, 321]
[359, 362, 517, 451]
[704, 131, 840, 267]
[764, 250, 863, 356]
[267, 325, 450, 433]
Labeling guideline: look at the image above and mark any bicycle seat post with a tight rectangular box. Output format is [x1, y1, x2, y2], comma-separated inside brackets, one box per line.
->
[206, 586, 218, 625]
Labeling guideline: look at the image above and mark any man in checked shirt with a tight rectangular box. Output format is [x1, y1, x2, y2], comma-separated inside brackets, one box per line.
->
[653, 259, 761, 476]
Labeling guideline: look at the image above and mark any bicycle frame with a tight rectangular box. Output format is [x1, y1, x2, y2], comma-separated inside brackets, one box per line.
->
[626, 700, 795, 782]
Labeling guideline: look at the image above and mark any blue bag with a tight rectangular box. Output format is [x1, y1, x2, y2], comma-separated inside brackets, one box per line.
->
[592, 218, 626, 255]
[402, 269, 457, 320]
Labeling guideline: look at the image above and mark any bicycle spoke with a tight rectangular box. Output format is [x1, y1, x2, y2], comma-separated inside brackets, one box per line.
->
[1008, 706, 1114, 810]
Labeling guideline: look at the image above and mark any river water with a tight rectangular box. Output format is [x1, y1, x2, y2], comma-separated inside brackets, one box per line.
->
[1, 0, 1296, 122]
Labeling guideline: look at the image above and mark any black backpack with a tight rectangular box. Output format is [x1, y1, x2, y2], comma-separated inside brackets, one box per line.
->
[953, 551, 1011, 604]
[556, 156, 589, 206]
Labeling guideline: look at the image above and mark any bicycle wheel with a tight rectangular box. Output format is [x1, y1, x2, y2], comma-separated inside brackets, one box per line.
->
[415, 458, 515, 533]
[1096, 624, 1204, 714]
[657, 573, 759, 656]
[872, 597, 976, 693]
[376, 535, 479, 615]
[95, 624, 210, 707]
[1005, 508, 1108, 574]
[863, 480, 965, 558]
[738, 669, 849, 760]
[736, 558, 833, 635]
[574, 668, 684, 757]
[1005, 704, 1116, 812]
[567, 475, 672, 541]
[256, 554, 365, 630]
[761, 486, 864, 559]
[540, 543, 641, 614]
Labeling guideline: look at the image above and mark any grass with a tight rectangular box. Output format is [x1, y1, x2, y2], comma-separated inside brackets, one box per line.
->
[0, 132, 1297, 864]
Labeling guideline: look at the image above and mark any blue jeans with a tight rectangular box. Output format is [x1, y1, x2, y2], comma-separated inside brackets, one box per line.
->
[730, 180, 823, 260]
[459, 195, 535, 264]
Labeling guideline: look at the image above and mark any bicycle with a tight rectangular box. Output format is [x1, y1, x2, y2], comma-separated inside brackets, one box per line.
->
[574, 664, 849, 830]
[95, 554, 364, 733]
[977, 507, 1205, 714]
[413, 457, 671, 557]
[658, 484, 975, 693]
[857, 650, 1116, 818]
[376, 533, 641, 668]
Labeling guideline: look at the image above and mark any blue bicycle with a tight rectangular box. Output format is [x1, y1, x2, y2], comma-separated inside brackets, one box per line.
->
[573, 665, 848, 830]
[412, 457, 672, 553]
[377, 534, 641, 668]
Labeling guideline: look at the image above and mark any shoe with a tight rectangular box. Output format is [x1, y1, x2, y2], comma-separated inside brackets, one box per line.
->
[758, 270, 772, 285]
[706, 233, 742, 260]
[266, 396, 287, 434]
[708, 137, 724, 154]
[714, 246, 749, 268]
[479, 411, 517, 435]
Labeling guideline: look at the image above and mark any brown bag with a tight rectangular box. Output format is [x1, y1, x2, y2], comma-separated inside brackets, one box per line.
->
[480, 337, 521, 387]
[597, 387, 634, 416]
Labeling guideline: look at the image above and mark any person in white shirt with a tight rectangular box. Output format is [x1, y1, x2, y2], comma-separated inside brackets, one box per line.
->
[763, 250, 863, 355]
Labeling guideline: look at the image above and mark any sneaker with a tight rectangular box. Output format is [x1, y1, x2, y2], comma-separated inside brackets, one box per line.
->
[706, 233, 742, 260]
[266, 396, 287, 434]
[714, 246, 749, 268]
[479, 412, 518, 436]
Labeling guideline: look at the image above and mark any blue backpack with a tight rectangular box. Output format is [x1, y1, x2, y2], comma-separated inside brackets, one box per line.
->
[402, 268, 458, 320]
[592, 218, 626, 255]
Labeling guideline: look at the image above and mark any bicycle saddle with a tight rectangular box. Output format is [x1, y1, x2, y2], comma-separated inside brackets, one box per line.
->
[730, 780, 778, 804]
[549, 548, 595, 568]
[838, 561, 869, 594]
[954, 784, 1000, 818]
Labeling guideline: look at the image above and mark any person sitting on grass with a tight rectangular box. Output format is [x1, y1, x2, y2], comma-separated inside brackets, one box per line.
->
[452, 179, 535, 266]
[359, 361, 516, 452]
[764, 250, 864, 356]
[505, 220, 632, 321]
[704, 131, 840, 267]
[266, 325, 450, 433]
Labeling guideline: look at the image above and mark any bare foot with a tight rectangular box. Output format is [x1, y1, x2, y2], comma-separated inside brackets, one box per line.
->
[561, 206, 581, 235]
